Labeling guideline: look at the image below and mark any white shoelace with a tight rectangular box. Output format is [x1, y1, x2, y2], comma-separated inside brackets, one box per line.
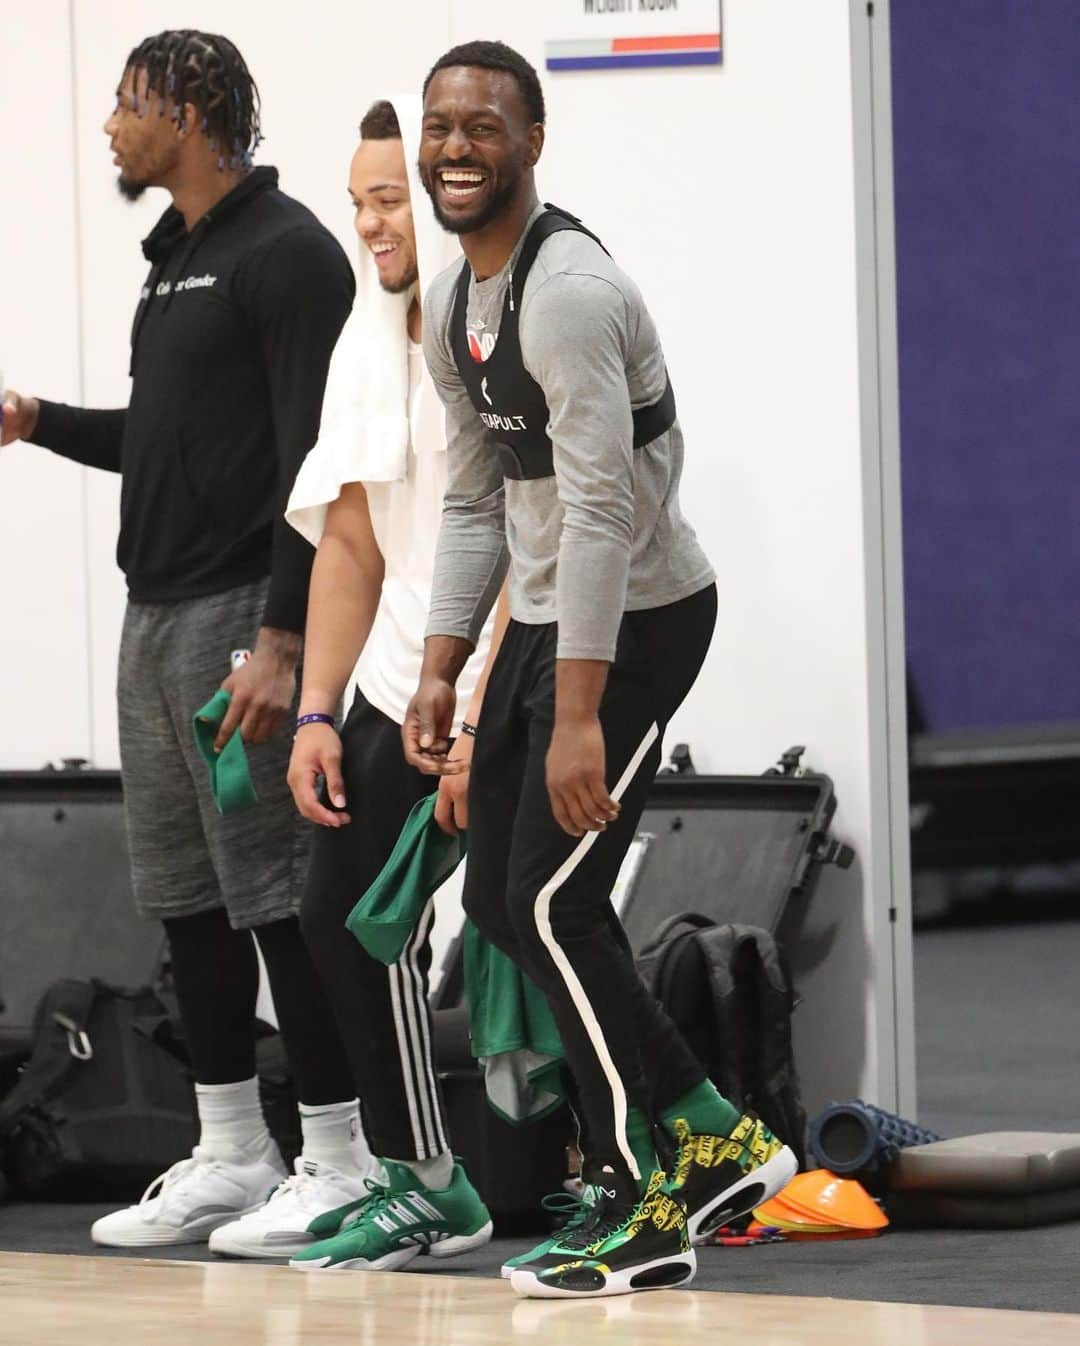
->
[265, 1170, 325, 1210]
[137, 1146, 219, 1210]
[260, 1162, 360, 1216]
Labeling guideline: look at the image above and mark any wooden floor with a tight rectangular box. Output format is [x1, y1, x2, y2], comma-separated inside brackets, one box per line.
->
[1, 1252, 1077, 1345]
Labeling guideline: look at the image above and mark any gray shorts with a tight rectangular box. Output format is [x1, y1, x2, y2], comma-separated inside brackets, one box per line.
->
[117, 576, 309, 930]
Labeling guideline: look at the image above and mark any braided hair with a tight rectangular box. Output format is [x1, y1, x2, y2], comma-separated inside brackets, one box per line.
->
[124, 30, 263, 170]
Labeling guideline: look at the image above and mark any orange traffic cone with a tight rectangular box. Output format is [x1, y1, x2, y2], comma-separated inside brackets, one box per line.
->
[755, 1170, 888, 1235]
[754, 1198, 847, 1233]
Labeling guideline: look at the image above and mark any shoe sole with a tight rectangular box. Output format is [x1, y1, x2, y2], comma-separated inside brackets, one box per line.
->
[208, 1230, 310, 1260]
[91, 1203, 265, 1249]
[290, 1220, 493, 1273]
[687, 1145, 798, 1244]
[510, 1250, 697, 1300]
[427, 1220, 494, 1260]
[501, 1240, 549, 1280]
[291, 1246, 422, 1273]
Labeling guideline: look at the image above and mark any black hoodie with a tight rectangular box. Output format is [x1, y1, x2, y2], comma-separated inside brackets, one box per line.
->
[32, 167, 354, 633]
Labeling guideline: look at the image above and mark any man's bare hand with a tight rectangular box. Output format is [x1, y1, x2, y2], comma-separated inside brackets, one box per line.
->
[433, 733, 474, 835]
[545, 715, 620, 838]
[288, 722, 350, 827]
[402, 676, 465, 776]
[215, 630, 300, 749]
[1, 391, 39, 447]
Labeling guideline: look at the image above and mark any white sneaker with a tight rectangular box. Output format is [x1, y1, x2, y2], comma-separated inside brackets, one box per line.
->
[208, 1157, 374, 1259]
[90, 1142, 286, 1248]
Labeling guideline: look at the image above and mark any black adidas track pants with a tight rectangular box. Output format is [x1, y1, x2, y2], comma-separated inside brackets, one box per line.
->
[463, 584, 717, 1181]
[300, 691, 448, 1161]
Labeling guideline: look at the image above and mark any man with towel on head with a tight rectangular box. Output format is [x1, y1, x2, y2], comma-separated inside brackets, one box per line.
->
[208, 96, 499, 1270]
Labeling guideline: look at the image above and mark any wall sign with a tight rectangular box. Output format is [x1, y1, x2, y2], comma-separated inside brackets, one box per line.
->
[546, 0, 723, 71]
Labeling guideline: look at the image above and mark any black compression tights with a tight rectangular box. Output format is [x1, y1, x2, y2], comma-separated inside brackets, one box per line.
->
[162, 907, 354, 1104]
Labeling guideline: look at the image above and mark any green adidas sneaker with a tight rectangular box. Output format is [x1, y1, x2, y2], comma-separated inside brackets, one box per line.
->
[289, 1159, 493, 1272]
[499, 1186, 598, 1279]
[509, 1168, 695, 1300]
[667, 1112, 798, 1244]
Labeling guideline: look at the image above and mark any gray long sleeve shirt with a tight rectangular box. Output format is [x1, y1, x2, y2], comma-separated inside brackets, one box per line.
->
[422, 207, 714, 661]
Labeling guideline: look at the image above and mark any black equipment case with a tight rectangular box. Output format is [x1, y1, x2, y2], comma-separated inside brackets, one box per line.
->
[619, 745, 853, 952]
[0, 766, 163, 1040]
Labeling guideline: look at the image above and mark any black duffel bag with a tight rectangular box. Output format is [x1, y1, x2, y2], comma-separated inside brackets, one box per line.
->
[0, 978, 197, 1200]
[637, 913, 807, 1165]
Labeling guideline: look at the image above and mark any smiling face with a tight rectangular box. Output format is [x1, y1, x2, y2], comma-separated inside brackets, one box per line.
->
[103, 65, 185, 200]
[349, 136, 418, 294]
[418, 66, 543, 235]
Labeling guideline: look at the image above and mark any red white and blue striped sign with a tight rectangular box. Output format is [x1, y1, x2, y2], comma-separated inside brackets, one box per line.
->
[546, 1, 723, 72]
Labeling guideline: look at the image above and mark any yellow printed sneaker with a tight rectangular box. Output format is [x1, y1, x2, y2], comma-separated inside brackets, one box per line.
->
[509, 1168, 695, 1300]
[500, 1185, 598, 1279]
[667, 1113, 798, 1244]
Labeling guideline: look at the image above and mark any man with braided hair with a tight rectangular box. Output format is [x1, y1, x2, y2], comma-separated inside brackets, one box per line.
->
[1, 31, 370, 1248]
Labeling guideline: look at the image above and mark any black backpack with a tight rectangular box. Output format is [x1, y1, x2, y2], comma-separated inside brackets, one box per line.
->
[638, 913, 807, 1166]
[0, 978, 197, 1200]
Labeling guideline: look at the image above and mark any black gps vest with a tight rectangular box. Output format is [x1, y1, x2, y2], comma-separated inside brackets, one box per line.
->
[448, 205, 676, 481]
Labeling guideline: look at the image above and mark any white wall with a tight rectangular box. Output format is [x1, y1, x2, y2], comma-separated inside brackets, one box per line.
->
[0, 1, 914, 1111]
[0, 1, 92, 765]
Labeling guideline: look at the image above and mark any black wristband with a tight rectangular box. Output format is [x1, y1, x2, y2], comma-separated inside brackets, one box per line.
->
[460, 721, 478, 738]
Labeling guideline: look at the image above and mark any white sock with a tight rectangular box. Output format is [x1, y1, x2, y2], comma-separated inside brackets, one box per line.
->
[299, 1098, 373, 1179]
[195, 1077, 272, 1162]
[398, 1151, 454, 1191]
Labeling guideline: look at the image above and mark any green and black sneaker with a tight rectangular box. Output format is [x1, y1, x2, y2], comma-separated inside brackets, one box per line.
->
[289, 1159, 492, 1272]
[500, 1185, 598, 1279]
[668, 1113, 798, 1244]
[509, 1168, 695, 1300]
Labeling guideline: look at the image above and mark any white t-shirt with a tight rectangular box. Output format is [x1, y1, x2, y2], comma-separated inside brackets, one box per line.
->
[351, 340, 491, 728]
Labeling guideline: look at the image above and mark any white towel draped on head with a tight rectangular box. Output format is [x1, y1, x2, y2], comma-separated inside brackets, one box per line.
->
[286, 92, 461, 546]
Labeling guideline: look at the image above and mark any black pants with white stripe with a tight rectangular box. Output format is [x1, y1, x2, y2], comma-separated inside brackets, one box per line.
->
[300, 691, 448, 1160]
[463, 584, 718, 1182]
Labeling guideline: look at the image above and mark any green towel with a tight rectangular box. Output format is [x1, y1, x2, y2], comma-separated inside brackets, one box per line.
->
[192, 689, 258, 815]
[346, 795, 464, 963]
[463, 924, 565, 1123]
[346, 796, 565, 1121]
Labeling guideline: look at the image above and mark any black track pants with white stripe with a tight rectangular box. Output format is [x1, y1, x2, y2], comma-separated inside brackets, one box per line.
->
[463, 584, 718, 1182]
[300, 691, 449, 1161]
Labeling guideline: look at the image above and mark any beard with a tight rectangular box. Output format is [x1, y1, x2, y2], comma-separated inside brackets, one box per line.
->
[114, 143, 177, 202]
[421, 161, 521, 236]
[379, 261, 419, 295]
[116, 175, 148, 202]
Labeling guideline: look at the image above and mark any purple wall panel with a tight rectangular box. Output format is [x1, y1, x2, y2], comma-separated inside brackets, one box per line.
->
[891, 0, 1080, 729]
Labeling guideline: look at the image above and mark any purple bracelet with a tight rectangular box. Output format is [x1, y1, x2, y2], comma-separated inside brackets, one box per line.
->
[295, 713, 335, 730]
